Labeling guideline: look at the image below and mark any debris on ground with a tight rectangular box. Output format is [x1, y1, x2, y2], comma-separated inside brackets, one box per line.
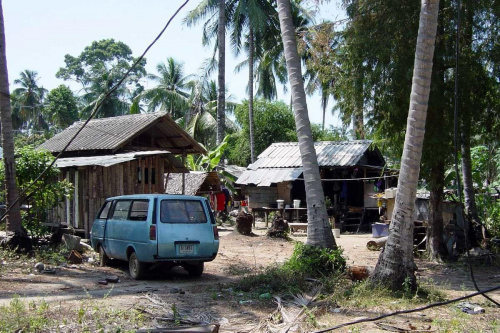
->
[347, 265, 373, 281]
[67, 250, 83, 264]
[375, 321, 434, 332]
[367, 237, 388, 250]
[105, 275, 120, 283]
[34, 262, 45, 272]
[136, 324, 220, 333]
[457, 301, 485, 314]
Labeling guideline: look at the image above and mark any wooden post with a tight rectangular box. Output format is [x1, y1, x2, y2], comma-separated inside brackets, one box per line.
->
[74, 170, 79, 228]
[182, 150, 186, 195]
[65, 170, 71, 225]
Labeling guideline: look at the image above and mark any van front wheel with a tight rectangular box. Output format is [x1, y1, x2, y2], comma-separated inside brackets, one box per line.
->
[129, 252, 146, 280]
[98, 245, 109, 267]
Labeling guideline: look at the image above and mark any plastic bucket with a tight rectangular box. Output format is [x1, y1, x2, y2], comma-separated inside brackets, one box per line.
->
[277, 200, 284, 209]
[293, 199, 301, 208]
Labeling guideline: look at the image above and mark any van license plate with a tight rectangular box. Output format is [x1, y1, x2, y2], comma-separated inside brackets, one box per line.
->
[179, 244, 194, 254]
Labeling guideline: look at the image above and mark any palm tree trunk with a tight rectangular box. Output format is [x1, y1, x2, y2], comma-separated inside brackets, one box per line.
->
[276, 0, 335, 249]
[460, 2, 482, 246]
[461, 115, 482, 246]
[0, 0, 23, 236]
[248, 27, 256, 163]
[354, 72, 364, 139]
[370, 0, 440, 291]
[427, 162, 447, 259]
[216, 0, 226, 147]
[321, 91, 326, 131]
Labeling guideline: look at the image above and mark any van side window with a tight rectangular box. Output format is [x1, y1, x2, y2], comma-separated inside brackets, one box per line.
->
[160, 200, 207, 223]
[98, 201, 112, 219]
[111, 200, 132, 220]
[129, 200, 149, 221]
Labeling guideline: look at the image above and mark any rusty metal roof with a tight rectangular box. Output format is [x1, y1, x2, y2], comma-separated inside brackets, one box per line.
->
[38, 112, 206, 155]
[248, 140, 380, 170]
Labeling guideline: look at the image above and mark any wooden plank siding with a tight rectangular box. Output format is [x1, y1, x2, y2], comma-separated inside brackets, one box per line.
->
[50, 155, 173, 237]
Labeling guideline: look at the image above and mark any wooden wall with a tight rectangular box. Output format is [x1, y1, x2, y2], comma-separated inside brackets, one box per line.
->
[242, 186, 278, 209]
[53, 156, 166, 237]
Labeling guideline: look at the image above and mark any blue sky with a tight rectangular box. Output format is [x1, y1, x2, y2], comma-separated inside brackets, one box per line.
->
[4, 0, 345, 127]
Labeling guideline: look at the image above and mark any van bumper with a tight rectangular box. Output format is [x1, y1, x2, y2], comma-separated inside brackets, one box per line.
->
[152, 254, 218, 262]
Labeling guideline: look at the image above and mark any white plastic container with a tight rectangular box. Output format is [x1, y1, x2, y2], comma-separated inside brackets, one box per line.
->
[293, 199, 301, 208]
[333, 228, 341, 238]
[385, 188, 396, 198]
[277, 200, 284, 209]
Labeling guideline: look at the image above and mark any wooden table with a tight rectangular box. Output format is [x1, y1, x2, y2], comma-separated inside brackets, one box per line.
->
[284, 207, 307, 223]
[251, 207, 284, 227]
[251, 207, 308, 227]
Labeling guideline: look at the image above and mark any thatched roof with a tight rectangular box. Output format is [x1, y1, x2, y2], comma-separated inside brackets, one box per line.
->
[165, 171, 221, 196]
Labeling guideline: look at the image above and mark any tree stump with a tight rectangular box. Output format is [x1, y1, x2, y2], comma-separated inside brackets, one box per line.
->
[0, 229, 33, 253]
[236, 211, 253, 235]
[266, 214, 289, 239]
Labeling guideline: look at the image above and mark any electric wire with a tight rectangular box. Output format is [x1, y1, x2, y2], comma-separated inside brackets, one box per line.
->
[311, 285, 500, 333]
[0, 0, 190, 223]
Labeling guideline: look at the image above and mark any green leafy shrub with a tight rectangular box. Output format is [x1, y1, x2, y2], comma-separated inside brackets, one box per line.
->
[284, 242, 346, 278]
[0, 147, 73, 239]
[236, 242, 346, 294]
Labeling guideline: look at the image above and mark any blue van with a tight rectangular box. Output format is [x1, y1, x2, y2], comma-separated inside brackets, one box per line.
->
[90, 194, 219, 279]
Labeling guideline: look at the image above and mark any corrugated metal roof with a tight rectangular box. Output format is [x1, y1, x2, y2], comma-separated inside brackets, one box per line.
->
[248, 140, 375, 170]
[55, 151, 187, 172]
[38, 112, 205, 155]
[223, 165, 246, 178]
[236, 168, 303, 187]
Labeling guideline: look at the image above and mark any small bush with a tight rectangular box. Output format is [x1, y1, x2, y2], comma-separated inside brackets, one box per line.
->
[284, 242, 346, 278]
[236, 242, 347, 294]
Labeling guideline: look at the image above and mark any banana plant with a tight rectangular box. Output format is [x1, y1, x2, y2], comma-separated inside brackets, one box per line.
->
[186, 135, 236, 192]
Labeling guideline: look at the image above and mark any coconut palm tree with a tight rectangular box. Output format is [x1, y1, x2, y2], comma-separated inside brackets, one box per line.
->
[139, 57, 191, 119]
[12, 69, 48, 131]
[186, 77, 237, 149]
[230, 0, 279, 163]
[0, 0, 25, 245]
[185, 0, 229, 145]
[370, 0, 440, 291]
[276, 0, 336, 249]
[217, 0, 226, 146]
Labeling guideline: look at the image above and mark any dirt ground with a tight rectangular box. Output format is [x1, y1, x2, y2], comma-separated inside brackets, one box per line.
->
[1, 222, 499, 332]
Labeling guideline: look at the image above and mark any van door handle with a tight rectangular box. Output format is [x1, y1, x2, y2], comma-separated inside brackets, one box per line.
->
[101, 225, 105, 228]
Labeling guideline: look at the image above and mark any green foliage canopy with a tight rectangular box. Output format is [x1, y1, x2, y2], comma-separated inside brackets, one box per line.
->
[56, 39, 146, 118]
[44, 85, 79, 130]
[228, 99, 297, 166]
[0, 148, 73, 238]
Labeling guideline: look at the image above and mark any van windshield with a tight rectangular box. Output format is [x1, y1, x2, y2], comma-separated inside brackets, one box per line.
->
[160, 200, 207, 223]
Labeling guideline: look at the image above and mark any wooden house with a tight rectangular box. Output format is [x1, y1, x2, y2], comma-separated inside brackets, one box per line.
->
[236, 141, 388, 230]
[38, 112, 205, 236]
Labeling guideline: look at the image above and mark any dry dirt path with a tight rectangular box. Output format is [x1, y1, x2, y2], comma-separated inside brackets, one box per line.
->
[1, 224, 499, 332]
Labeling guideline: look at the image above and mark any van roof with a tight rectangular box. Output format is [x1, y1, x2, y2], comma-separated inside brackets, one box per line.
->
[105, 194, 205, 201]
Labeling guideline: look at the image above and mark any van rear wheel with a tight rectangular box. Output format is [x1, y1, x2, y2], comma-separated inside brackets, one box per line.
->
[129, 252, 146, 280]
[98, 245, 109, 267]
[185, 262, 204, 277]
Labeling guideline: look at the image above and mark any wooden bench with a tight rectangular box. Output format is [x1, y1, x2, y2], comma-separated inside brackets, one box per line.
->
[289, 223, 308, 232]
